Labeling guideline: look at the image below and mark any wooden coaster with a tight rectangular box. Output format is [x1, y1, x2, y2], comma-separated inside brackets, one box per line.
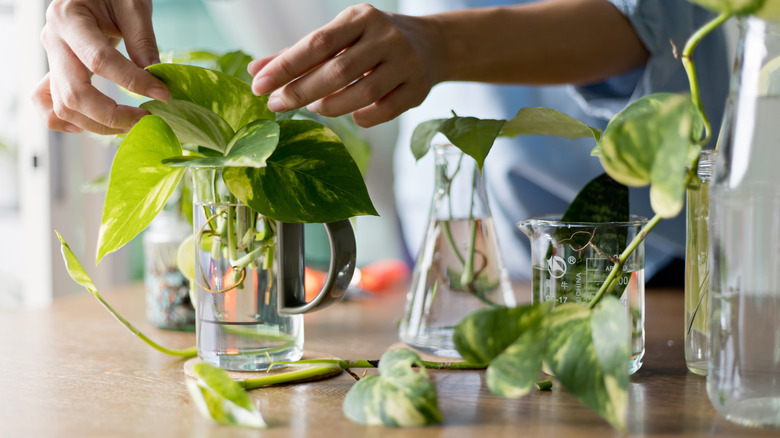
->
[385, 341, 467, 363]
[183, 350, 343, 383]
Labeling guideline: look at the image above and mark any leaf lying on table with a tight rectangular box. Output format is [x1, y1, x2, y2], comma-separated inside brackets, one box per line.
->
[186, 362, 267, 429]
[56, 231, 197, 358]
[343, 349, 442, 427]
[453, 298, 629, 431]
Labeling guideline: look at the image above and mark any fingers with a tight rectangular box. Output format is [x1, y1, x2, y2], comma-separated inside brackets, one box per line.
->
[305, 62, 402, 118]
[37, 0, 166, 134]
[352, 82, 428, 128]
[45, 35, 149, 132]
[251, 4, 379, 99]
[54, 13, 169, 101]
[266, 38, 387, 113]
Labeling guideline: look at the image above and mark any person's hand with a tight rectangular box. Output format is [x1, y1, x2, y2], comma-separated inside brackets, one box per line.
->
[248, 4, 444, 128]
[32, 0, 170, 135]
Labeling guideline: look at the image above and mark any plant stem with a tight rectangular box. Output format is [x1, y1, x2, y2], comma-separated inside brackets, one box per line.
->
[239, 365, 344, 390]
[587, 214, 662, 310]
[270, 358, 487, 370]
[681, 11, 731, 146]
[90, 287, 197, 357]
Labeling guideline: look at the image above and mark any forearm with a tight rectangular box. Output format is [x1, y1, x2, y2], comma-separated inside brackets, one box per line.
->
[427, 0, 650, 86]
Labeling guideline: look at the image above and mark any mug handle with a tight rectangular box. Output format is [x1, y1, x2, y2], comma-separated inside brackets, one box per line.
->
[277, 220, 356, 315]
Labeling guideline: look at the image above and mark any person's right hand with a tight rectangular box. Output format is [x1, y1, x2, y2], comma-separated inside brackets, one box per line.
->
[32, 0, 170, 135]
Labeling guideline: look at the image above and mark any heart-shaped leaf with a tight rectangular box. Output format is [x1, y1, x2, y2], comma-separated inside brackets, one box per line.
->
[500, 107, 601, 142]
[410, 118, 447, 161]
[343, 349, 442, 427]
[218, 50, 253, 84]
[438, 116, 505, 171]
[598, 93, 697, 217]
[484, 323, 548, 398]
[186, 362, 266, 428]
[140, 99, 234, 154]
[223, 120, 378, 223]
[147, 63, 274, 132]
[163, 120, 280, 168]
[454, 304, 548, 364]
[544, 298, 629, 431]
[97, 115, 185, 263]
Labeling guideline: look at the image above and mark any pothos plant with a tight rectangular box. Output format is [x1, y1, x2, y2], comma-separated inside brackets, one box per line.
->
[56, 0, 780, 431]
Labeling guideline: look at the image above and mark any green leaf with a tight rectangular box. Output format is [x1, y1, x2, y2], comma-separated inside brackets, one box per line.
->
[141, 99, 234, 154]
[343, 349, 442, 427]
[686, 0, 764, 14]
[223, 120, 378, 223]
[295, 109, 372, 176]
[438, 116, 505, 170]
[485, 323, 548, 398]
[560, 173, 629, 224]
[410, 118, 446, 161]
[499, 107, 601, 142]
[598, 93, 697, 217]
[97, 116, 185, 263]
[164, 120, 280, 168]
[186, 362, 266, 428]
[454, 304, 547, 364]
[57, 231, 197, 357]
[544, 299, 628, 431]
[218, 50, 254, 84]
[147, 63, 275, 132]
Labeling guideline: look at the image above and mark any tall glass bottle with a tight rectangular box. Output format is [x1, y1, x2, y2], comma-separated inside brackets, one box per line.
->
[684, 149, 716, 375]
[708, 16, 780, 428]
[398, 144, 515, 358]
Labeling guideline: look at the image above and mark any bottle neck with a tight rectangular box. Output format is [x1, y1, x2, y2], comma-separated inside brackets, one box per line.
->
[431, 145, 491, 220]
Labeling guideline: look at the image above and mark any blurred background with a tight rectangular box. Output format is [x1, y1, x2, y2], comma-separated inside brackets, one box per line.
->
[0, 0, 405, 310]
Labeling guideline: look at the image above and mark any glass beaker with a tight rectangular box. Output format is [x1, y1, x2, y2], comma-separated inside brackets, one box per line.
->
[192, 167, 355, 371]
[707, 15, 780, 428]
[399, 144, 515, 358]
[684, 149, 716, 375]
[518, 215, 647, 374]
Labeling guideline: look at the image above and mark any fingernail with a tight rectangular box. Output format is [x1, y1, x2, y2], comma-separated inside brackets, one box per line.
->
[306, 101, 321, 114]
[252, 76, 274, 95]
[267, 96, 286, 113]
[64, 123, 82, 134]
[147, 87, 170, 102]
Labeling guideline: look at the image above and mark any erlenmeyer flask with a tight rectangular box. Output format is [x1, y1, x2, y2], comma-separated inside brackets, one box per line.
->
[398, 144, 515, 357]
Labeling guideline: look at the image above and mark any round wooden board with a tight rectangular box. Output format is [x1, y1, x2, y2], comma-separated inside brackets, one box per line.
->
[184, 350, 343, 383]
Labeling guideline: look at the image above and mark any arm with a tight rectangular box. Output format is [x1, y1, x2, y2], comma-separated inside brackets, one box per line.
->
[249, 0, 648, 128]
[32, 0, 170, 135]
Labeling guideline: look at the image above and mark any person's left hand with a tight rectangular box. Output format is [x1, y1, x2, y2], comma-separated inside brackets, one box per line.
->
[248, 4, 444, 127]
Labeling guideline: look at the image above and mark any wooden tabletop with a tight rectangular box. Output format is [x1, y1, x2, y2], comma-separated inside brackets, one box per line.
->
[0, 283, 778, 437]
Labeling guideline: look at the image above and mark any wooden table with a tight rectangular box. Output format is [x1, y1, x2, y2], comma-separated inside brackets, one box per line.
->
[0, 283, 777, 437]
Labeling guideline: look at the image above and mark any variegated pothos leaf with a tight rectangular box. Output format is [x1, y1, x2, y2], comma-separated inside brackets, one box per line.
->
[343, 349, 442, 427]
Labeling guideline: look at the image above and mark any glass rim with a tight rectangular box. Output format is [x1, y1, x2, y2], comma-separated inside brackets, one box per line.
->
[517, 214, 649, 228]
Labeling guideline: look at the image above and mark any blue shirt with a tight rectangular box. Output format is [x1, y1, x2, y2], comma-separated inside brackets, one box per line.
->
[393, 0, 730, 280]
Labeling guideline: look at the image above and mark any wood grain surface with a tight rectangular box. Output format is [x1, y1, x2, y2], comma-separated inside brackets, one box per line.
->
[0, 283, 777, 437]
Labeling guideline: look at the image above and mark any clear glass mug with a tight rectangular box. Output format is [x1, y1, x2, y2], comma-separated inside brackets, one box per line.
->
[518, 215, 647, 374]
[192, 168, 356, 371]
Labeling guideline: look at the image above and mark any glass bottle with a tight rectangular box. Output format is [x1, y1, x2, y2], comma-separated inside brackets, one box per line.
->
[708, 15, 780, 428]
[143, 209, 196, 331]
[398, 144, 515, 358]
[684, 149, 716, 375]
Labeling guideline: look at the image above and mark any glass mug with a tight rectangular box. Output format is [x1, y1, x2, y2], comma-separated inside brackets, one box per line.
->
[192, 168, 356, 371]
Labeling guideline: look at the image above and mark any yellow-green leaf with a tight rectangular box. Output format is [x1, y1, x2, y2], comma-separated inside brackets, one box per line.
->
[187, 362, 266, 428]
[343, 349, 442, 427]
[97, 116, 185, 263]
